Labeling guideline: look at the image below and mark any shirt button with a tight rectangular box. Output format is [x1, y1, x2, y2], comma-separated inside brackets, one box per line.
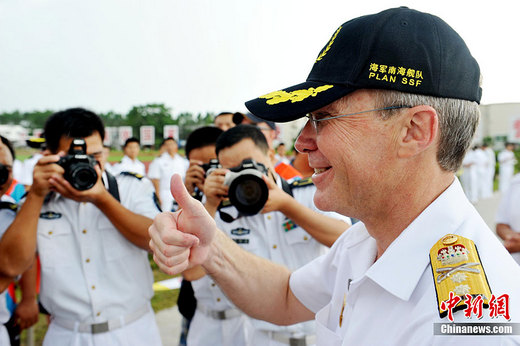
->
[96, 312, 101, 317]
[273, 244, 277, 249]
[216, 298, 221, 302]
[91, 285, 96, 290]
[86, 258, 90, 263]
[211, 283, 216, 287]
[267, 215, 272, 220]
[303, 236, 309, 241]
[48, 231, 53, 235]
[82, 229, 87, 234]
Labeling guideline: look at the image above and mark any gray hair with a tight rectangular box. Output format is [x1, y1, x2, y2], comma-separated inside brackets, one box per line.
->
[370, 90, 480, 172]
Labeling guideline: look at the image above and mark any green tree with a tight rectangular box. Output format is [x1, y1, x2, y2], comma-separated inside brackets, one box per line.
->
[126, 104, 176, 147]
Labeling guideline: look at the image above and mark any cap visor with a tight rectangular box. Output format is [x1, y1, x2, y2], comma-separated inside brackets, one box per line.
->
[245, 81, 355, 122]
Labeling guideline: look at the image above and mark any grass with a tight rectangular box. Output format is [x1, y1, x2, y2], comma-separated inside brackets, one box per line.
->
[18, 254, 179, 346]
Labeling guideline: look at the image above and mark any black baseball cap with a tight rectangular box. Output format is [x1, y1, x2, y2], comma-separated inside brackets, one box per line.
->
[245, 7, 482, 122]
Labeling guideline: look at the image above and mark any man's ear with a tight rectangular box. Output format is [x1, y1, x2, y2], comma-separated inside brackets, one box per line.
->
[398, 105, 438, 158]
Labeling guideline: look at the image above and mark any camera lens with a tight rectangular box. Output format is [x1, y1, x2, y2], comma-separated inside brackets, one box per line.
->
[69, 164, 97, 190]
[228, 174, 268, 215]
[235, 179, 263, 205]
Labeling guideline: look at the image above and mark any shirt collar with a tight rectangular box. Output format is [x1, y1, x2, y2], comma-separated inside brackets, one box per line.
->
[365, 177, 473, 301]
[121, 156, 134, 163]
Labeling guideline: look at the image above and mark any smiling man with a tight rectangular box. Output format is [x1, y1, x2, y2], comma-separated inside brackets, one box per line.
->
[149, 7, 520, 345]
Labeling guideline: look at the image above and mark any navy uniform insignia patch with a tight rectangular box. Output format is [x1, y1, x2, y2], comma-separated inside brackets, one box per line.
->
[40, 211, 62, 219]
[231, 227, 250, 236]
[430, 234, 492, 319]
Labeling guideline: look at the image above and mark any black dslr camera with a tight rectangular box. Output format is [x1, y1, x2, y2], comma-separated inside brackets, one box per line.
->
[0, 164, 10, 186]
[200, 158, 222, 176]
[224, 159, 269, 215]
[57, 138, 98, 191]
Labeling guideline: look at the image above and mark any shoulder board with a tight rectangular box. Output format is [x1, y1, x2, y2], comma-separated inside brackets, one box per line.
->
[290, 177, 314, 188]
[0, 201, 18, 212]
[119, 171, 144, 180]
[430, 234, 492, 319]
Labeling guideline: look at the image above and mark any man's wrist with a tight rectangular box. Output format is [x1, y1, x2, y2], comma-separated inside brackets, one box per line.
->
[201, 229, 223, 275]
[91, 189, 113, 208]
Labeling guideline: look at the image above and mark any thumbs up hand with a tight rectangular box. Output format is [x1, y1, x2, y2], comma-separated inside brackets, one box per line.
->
[149, 174, 217, 275]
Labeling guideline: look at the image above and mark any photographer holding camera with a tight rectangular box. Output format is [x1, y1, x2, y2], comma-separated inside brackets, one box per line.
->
[184, 125, 350, 346]
[0, 137, 39, 346]
[0, 108, 162, 345]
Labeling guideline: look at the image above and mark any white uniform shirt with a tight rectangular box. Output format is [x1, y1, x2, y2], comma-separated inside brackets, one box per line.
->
[20, 153, 43, 186]
[112, 156, 146, 176]
[474, 148, 490, 200]
[461, 149, 478, 203]
[290, 178, 520, 345]
[147, 153, 189, 211]
[483, 147, 496, 198]
[191, 178, 350, 344]
[12, 159, 24, 183]
[496, 173, 520, 264]
[37, 173, 160, 324]
[498, 149, 517, 193]
[0, 195, 17, 345]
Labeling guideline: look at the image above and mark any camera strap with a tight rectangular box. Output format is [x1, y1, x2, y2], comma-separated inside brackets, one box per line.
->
[281, 178, 293, 198]
[104, 172, 120, 202]
[218, 178, 293, 223]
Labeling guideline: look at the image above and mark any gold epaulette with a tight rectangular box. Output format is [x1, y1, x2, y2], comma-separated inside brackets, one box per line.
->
[119, 171, 144, 179]
[290, 177, 314, 188]
[430, 234, 492, 318]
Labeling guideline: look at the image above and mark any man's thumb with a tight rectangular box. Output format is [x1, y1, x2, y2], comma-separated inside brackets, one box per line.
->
[170, 174, 197, 210]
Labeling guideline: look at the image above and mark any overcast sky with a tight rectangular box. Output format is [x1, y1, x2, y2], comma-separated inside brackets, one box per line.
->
[0, 0, 518, 116]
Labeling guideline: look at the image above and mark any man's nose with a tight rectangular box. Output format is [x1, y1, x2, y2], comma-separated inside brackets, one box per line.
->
[294, 120, 317, 153]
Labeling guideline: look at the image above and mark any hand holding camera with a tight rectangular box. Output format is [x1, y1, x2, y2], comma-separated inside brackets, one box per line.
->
[32, 138, 104, 202]
[203, 167, 229, 213]
[56, 138, 98, 191]
[203, 158, 274, 218]
[185, 159, 221, 198]
[185, 160, 206, 195]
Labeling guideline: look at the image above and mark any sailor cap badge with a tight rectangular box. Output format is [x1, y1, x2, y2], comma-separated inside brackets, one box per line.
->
[430, 234, 492, 319]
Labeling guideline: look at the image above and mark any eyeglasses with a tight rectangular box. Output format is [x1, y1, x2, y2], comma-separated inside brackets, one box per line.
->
[305, 105, 411, 129]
